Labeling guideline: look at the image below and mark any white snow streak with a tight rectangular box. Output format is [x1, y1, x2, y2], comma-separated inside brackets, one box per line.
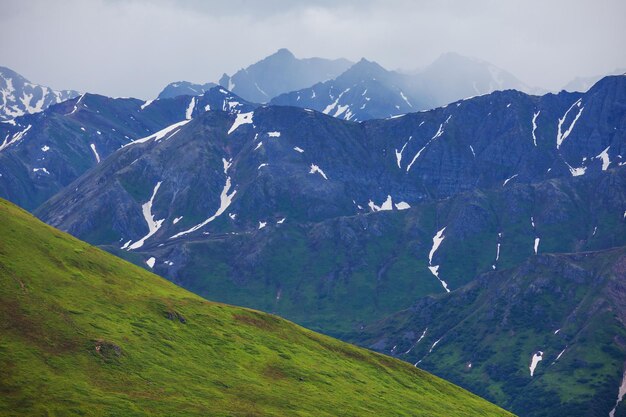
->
[128, 182, 164, 250]
[258, 221, 267, 229]
[170, 177, 237, 238]
[124, 120, 190, 147]
[140, 99, 155, 110]
[532, 111, 540, 147]
[267, 131, 281, 137]
[429, 338, 442, 353]
[554, 348, 566, 363]
[89, 144, 101, 163]
[556, 99, 584, 149]
[609, 369, 626, 417]
[293, 146, 304, 153]
[185, 97, 196, 120]
[503, 174, 518, 186]
[534, 237, 540, 255]
[395, 136, 412, 168]
[222, 158, 232, 174]
[0, 124, 31, 152]
[428, 227, 450, 292]
[407, 116, 451, 172]
[404, 328, 428, 354]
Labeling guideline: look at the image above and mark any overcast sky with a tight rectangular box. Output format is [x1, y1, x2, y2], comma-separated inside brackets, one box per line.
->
[2, 0, 625, 99]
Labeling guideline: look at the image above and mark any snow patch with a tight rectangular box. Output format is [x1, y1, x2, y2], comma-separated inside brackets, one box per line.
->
[368, 195, 393, 212]
[534, 237, 540, 255]
[228, 111, 254, 135]
[258, 221, 267, 230]
[395, 201, 411, 210]
[267, 131, 281, 137]
[294, 146, 304, 153]
[428, 227, 450, 292]
[595, 146, 611, 170]
[173, 216, 183, 224]
[529, 351, 543, 377]
[309, 164, 328, 180]
[146, 257, 156, 268]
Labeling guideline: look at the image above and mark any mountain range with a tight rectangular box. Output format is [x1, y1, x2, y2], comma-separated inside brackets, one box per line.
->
[0, 49, 625, 417]
[157, 49, 544, 121]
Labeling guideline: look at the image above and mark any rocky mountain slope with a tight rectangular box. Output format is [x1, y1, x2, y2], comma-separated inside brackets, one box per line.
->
[0, 87, 256, 210]
[0, 198, 513, 416]
[350, 247, 626, 417]
[0, 66, 78, 122]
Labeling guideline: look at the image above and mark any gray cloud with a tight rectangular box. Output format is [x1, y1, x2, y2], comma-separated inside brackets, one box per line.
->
[1, 0, 625, 99]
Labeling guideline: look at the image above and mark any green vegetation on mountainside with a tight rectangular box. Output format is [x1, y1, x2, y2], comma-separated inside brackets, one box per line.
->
[0, 198, 513, 417]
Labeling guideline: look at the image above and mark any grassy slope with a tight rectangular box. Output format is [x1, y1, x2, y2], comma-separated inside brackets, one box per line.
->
[0, 198, 513, 417]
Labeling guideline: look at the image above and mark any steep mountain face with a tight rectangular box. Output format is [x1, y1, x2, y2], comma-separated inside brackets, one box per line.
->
[0, 87, 256, 210]
[34, 76, 626, 335]
[0, 198, 513, 417]
[0, 66, 78, 122]
[350, 247, 626, 417]
[218, 48, 353, 103]
[270, 53, 546, 120]
[157, 80, 218, 99]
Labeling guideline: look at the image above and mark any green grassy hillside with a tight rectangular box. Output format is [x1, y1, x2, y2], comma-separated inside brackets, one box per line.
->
[0, 198, 513, 417]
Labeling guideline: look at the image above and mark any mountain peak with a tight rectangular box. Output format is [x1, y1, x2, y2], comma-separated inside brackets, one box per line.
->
[341, 58, 389, 80]
[267, 48, 296, 61]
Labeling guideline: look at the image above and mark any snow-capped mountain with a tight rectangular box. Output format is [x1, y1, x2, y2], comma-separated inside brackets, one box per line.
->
[0, 66, 79, 122]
